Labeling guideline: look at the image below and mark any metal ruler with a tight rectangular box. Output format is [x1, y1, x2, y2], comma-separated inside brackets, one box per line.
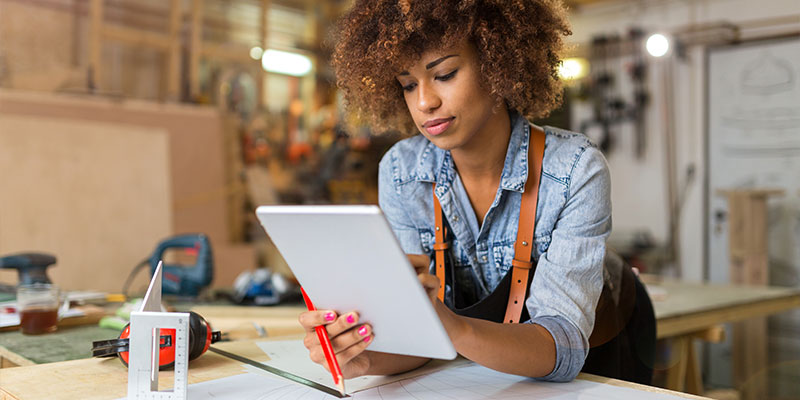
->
[208, 347, 347, 398]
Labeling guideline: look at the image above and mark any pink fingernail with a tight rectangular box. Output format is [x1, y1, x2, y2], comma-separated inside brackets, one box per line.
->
[358, 326, 368, 336]
[363, 336, 371, 343]
[346, 314, 355, 324]
[324, 312, 335, 321]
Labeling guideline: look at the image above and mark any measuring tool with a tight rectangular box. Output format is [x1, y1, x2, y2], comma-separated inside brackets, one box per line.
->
[128, 261, 190, 399]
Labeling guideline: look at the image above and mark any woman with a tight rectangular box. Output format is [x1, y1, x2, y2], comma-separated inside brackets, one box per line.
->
[299, 0, 654, 384]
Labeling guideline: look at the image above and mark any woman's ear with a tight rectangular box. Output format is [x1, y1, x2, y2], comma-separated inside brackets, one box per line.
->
[491, 95, 505, 114]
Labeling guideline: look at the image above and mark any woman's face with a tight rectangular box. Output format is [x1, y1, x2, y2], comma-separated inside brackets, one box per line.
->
[395, 40, 500, 151]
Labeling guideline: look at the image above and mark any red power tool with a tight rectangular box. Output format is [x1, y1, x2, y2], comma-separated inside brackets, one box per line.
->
[91, 311, 221, 369]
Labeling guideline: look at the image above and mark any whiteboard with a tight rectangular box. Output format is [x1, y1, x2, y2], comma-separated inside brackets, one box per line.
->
[707, 36, 800, 284]
[705, 36, 800, 389]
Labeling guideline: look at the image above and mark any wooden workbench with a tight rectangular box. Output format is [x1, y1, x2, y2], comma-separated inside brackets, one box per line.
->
[2, 281, 798, 398]
[0, 336, 707, 400]
[645, 276, 800, 395]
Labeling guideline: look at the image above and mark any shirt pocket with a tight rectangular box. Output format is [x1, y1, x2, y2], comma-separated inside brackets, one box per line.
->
[492, 241, 516, 279]
[534, 233, 551, 258]
[492, 235, 551, 277]
[418, 229, 435, 254]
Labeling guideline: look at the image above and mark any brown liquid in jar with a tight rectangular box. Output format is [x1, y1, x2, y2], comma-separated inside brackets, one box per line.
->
[20, 307, 58, 334]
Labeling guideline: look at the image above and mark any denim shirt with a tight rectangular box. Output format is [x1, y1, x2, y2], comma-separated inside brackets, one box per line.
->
[377, 111, 611, 382]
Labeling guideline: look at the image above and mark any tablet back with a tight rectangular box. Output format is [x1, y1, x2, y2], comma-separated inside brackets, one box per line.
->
[256, 205, 456, 360]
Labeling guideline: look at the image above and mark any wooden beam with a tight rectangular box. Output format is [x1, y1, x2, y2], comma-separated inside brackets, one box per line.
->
[166, 0, 182, 101]
[200, 42, 256, 64]
[259, 0, 270, 108]
[88, 0, 103, 91]
[103, 25, 171, 50]
[189, 0, 203, 101]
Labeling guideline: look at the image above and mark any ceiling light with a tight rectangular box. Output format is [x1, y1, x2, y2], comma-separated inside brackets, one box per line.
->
[646, 34, 670, 57]
[250, 46, 264, 60]
[558, 57, 590, 81]
[261, 49, 313, 77]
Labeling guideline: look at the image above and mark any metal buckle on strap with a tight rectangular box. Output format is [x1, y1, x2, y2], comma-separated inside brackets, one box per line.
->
[511, 258, 533, 270]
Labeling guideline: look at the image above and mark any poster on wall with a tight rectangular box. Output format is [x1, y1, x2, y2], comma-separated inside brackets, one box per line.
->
[707, 36, 800, 285]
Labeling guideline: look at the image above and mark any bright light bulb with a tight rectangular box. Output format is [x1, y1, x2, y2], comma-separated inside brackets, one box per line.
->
[261, 49, 313, 77]
[250, 46, 264, 60]
[558, 58, 589, 80]
[646, 34, 670, 57]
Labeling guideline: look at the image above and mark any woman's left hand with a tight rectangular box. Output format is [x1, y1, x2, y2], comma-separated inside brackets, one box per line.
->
[407, 254, 439, 303]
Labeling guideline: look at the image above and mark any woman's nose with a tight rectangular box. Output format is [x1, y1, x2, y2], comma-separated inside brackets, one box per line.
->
[415, 82, 441, 113]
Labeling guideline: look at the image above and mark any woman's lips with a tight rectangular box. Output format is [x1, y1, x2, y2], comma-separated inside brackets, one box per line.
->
[423, 117, 455, 136]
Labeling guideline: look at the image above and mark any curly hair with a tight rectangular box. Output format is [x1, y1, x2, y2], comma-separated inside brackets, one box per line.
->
[330, 0, 572, 134]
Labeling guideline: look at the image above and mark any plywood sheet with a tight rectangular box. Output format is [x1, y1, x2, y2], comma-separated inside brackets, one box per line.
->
[0, 114, 172, 291]
[0, 90, 257, 288]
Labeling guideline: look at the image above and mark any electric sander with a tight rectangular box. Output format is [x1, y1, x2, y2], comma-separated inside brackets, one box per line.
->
[0, 252, 57, 293]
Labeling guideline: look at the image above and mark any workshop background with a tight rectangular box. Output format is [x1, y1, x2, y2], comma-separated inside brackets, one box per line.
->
[0, 0, 798, 399]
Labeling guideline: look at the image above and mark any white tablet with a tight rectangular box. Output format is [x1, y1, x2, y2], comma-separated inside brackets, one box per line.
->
[256, 205, 456, 360]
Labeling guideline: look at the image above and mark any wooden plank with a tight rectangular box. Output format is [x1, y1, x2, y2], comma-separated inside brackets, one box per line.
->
[0, 346, 34, 369]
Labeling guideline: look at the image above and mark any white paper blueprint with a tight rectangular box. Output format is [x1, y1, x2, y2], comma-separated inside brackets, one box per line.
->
[179, 364, 689, 400]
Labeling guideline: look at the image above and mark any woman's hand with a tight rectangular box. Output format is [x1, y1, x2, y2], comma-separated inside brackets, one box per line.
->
[298, 310, 374, 378]
[407, 254, 439, 303]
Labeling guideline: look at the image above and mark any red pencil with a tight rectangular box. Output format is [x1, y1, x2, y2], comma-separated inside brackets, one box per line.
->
[301, 287, 345, 395]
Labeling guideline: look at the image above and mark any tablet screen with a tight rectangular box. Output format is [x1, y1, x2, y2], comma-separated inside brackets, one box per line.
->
[256, 205, 456, 360]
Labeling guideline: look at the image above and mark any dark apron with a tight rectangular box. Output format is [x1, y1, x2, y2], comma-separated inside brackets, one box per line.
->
[440, 241, 656, 384]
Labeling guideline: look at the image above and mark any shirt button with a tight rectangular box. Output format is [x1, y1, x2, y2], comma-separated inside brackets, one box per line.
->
[481, 256, 488, 262]
[452, 215, 459, 222]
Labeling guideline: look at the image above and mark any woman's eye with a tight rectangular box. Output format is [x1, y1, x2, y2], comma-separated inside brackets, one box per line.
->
[402, 82, 417, 92]
[435, 69, 458, 81]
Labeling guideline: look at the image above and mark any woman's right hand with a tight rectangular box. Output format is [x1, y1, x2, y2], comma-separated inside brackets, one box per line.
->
[298, 310, 374, 378]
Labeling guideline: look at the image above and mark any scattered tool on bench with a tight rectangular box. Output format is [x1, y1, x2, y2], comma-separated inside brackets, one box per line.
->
[91, 309, 222, 369]
[93, 261, 220, 399]
[0, 252, 57, 294]
[121, 233, 214, 298]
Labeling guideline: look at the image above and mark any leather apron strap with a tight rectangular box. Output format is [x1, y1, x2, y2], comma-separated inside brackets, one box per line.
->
[432, 185, 448, 302]
[433, 125, 546, 323]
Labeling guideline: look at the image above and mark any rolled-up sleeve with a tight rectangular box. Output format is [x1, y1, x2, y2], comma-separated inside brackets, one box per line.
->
[378, 150, 424, 254]
[526, 145, 611, 382]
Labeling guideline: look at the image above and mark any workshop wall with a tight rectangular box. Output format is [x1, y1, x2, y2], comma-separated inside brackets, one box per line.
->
[568, 0, 800, 281]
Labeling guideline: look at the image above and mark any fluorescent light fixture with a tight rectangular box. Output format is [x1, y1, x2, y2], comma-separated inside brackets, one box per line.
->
[646, 33, 670, 57]
[261, 49, 313, 77]
[250, 46, 264, 60]
[558, 57, 589, 80]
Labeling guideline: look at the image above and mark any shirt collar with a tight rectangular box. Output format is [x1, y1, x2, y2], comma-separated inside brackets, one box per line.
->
[413, 110, 531, 194]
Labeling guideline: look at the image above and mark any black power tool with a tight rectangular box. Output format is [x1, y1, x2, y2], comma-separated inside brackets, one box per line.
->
[0, 252, 57, 294]
[91, 311, 222, 369]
